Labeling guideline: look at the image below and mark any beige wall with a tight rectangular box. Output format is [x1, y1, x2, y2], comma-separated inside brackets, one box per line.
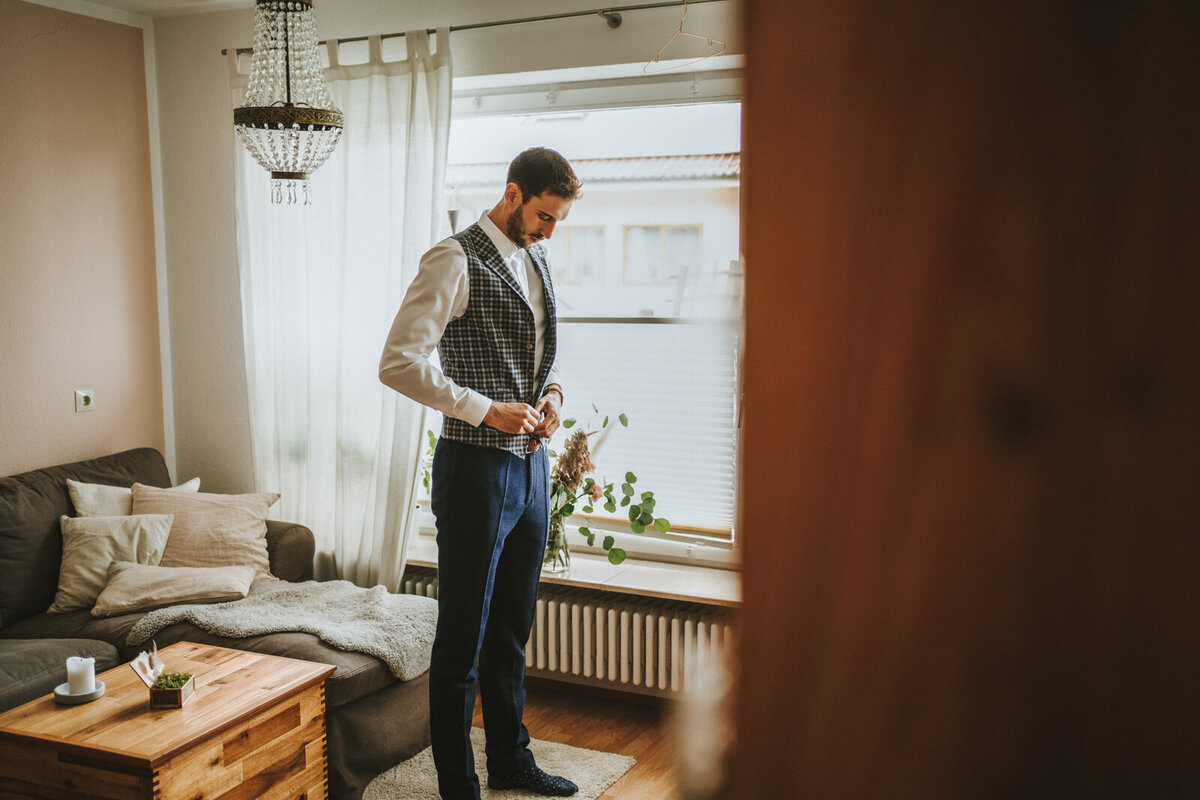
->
[153, 0, 743, 492]
[0, 0, 164, 477]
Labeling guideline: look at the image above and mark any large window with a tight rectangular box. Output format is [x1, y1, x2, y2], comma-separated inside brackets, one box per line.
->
[445, 89, 742, 550]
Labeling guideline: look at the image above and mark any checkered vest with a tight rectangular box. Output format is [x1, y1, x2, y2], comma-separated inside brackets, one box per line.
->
[439, 222, 558, 456]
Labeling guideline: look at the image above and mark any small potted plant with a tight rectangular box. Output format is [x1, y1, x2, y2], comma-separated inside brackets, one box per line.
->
[149, 671, 195, 709]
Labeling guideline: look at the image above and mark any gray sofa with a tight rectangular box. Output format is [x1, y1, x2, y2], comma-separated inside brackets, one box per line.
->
[0, 447, 430, 799]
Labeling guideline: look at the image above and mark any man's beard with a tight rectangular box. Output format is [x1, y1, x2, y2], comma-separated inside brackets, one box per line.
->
[505, 207, 539, 249]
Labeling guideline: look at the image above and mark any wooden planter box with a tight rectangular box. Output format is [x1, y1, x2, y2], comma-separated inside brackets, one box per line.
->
[149, 675, 195, 709]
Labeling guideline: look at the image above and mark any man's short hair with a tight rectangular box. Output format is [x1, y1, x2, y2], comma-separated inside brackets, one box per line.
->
[507, 147, 583, 202]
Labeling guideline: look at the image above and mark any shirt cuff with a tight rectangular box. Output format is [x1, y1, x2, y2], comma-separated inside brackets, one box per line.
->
[459, 390, 492, 428]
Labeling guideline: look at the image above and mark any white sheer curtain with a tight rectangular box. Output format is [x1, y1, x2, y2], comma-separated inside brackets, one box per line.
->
[230, 30, 452, 589]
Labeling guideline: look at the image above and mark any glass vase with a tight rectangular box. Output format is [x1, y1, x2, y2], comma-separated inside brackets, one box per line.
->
[542, 515, 571, 575]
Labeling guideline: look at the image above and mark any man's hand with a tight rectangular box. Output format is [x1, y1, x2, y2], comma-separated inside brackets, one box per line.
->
[484, 401, 541, 435]
[532, 391, 562, 438]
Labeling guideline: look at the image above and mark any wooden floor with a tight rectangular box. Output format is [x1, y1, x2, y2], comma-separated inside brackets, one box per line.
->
[473, 679, 679, 800]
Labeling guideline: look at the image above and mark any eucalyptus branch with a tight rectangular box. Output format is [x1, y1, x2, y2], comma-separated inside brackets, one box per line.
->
[548, 410, 669, 565]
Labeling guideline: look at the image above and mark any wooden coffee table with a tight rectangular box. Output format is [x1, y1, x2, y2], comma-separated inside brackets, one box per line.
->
[0, 641, 336, 799]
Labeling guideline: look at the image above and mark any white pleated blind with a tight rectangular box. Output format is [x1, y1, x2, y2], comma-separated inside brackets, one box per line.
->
[552, 319, 739, 534]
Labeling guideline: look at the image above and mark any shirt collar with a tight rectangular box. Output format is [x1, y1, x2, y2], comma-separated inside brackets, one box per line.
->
[478, 211, 523, 262]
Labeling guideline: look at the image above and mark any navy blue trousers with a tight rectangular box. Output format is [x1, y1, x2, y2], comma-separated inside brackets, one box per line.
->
[429, 438, 549, 800]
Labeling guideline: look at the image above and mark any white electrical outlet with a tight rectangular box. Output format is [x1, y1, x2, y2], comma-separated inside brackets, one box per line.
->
[75, 389, 95, 413]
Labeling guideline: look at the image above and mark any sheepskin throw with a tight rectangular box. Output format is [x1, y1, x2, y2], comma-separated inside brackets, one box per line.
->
[127, 579, 438, 680]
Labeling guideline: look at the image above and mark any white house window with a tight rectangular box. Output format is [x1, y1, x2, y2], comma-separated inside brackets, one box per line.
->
[444, 68, 743, 554]
[556, 226, 606, 286]
[624, 225, 702, 286]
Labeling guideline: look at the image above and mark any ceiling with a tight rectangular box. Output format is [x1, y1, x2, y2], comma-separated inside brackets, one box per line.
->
[85, 0, 249, 17]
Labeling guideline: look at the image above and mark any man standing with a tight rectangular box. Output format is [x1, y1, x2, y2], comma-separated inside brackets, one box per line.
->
[380, 147, 581, 799]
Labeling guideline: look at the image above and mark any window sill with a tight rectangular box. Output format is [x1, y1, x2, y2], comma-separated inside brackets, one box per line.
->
[406, 534, 740, 608]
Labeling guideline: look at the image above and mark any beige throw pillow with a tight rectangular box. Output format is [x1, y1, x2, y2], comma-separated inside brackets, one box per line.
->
[68, 477, 201, 517]
[131, 483, 280, 580]
[49, 514, 174, 613]
[91, 561, 256, 617]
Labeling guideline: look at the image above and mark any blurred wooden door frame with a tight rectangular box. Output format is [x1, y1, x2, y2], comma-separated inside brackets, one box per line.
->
[736, 2, 1199, 797]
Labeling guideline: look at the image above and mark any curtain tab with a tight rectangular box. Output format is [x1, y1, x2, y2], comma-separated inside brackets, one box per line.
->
[227, 49, 248, 91]
[368, 34, 383, 66]
[326, 39, 340, 68]
[406, 29, 430, 62]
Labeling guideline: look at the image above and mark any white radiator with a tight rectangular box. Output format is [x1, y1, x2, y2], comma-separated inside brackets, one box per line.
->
[401, 566, 733, 697]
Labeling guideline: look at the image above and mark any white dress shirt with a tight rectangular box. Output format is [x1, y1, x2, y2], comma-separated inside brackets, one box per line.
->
[379, 212, 561, 427]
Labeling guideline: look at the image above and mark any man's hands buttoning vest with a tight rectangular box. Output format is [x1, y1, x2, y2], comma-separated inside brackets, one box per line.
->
[483, 390, 562, 439]
[533, 390, 562, 438]
[484, 402, 542, 435]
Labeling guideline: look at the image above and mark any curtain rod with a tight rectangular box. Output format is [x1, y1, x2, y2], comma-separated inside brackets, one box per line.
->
[221, 0, 730, 56]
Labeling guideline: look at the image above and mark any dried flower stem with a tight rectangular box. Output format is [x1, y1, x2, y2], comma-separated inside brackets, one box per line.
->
[551, 429, 591, 493]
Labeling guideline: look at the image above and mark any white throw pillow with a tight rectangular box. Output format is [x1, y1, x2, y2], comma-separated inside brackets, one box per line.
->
[131, 484, 280, 581]
[68, 477, 201, 517]
[48, 514, 175, 614]
[91, 561, 256, 617]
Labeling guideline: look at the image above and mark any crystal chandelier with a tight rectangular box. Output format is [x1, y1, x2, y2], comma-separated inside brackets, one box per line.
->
[234, 0, 343, 205]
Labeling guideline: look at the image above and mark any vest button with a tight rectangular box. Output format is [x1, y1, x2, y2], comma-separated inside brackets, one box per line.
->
[525, 343, 533, 350]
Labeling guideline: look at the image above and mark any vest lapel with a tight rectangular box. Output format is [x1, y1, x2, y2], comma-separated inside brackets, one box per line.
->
[475, 230, 532, 312]
[527, 244, 555, 316]
[527, 244, 557, 390]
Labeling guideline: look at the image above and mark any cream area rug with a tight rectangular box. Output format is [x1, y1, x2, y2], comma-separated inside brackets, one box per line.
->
[364, 727, 636, 800]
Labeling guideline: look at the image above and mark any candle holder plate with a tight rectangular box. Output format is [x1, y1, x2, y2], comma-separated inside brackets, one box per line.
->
[53, 680, 106, 705]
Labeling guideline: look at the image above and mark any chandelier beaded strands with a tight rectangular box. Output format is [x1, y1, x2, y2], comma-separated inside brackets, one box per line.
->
[234, 0, 343, 205]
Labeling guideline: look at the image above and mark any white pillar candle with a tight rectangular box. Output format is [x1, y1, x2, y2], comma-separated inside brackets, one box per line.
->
[66, 656, 95, 694]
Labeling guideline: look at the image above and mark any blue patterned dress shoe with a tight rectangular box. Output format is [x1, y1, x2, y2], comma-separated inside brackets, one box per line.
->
[488, 765, 579, 796]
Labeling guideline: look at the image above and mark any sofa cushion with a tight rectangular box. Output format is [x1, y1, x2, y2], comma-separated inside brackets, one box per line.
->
[0, 638, 121, 712]
[0, 609, 143, 654]
[49, 515, 174, 614]
[91, 562, 256, 617]
[131, 484, 279, 580]
[68, 476, 200, 516]
[0, 448, 171, 629]
[0, 612, 397, 708]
